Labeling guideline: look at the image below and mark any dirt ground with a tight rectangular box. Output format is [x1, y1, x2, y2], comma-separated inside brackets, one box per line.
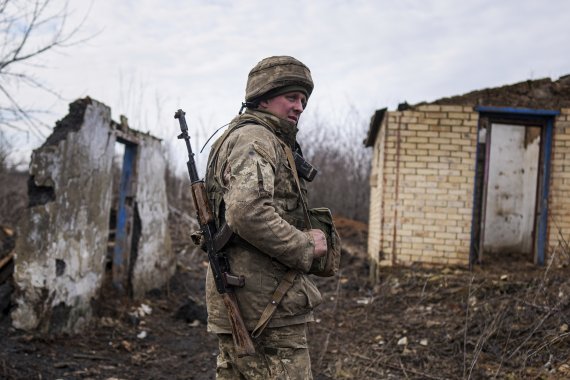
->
[2, 217, 570, 380]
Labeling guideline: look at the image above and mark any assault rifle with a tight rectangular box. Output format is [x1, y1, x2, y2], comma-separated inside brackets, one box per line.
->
[174, 109, 255, 356]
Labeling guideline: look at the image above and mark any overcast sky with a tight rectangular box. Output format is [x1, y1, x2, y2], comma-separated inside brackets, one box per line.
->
[6, 0, 570, 169]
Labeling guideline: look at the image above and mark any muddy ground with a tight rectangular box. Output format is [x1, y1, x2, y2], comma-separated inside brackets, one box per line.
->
[1, 217, 570, 379]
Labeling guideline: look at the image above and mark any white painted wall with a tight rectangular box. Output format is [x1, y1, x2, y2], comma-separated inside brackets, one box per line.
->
[12, 98, 174, 333]
[483, 124, 540, 255]
[131, 137, 175, 299]
[12, 99, 115, 332]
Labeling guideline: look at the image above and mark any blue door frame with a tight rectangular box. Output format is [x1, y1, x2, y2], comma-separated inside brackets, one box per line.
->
[113, 142, 138, 292]
[470, 106, 559, 266]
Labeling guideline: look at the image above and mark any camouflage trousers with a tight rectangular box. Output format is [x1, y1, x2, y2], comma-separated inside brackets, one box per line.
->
[216, 323, 313, 380]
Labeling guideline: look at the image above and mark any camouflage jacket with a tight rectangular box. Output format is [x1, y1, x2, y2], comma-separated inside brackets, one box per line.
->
[204, 109, 322, 333]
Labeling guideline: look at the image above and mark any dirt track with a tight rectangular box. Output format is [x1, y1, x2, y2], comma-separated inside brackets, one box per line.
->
[2, 217, 570, 379]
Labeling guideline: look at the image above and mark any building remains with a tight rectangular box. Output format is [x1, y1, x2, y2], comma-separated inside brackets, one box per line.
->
[364, 76, 570, 279]
[11, 98, 174, 334]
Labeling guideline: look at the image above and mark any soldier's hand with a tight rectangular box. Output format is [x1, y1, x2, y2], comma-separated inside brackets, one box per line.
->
[309, 229, 327, 258]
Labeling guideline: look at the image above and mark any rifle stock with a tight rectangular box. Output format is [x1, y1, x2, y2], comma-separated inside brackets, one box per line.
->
[222, 292, 256, 357]
[175, 109, 255, 357]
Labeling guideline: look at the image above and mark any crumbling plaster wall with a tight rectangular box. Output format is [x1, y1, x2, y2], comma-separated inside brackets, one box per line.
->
[12, 99, 115, 333]
[131, 137, 174, 299]
[12, 98, 174, 333]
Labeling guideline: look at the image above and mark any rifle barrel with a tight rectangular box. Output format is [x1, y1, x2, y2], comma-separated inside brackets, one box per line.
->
[175, 109, 200, 183]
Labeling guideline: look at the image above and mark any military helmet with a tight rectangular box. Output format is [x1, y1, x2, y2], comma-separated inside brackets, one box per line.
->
[245, 56, 314, 103]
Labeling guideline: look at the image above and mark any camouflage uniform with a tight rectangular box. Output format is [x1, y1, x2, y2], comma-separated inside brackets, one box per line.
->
[205, 56, 320, 379]
[216, 324, 312, 380]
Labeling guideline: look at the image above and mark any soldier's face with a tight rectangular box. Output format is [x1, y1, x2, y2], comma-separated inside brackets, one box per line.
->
[259, 91, 307, 125]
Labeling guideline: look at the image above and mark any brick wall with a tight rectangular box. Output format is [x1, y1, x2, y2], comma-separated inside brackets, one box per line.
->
[549, 109, 570, 260]
[368, 106, 570, 268]
[367, 115, 385, 278]
[368, 105, 479, 267]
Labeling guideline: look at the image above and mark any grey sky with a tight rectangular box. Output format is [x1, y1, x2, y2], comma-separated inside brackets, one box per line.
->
[6, 0, 570, 168]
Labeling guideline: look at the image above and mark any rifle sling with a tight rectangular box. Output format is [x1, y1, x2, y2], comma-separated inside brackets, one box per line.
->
[226, 235, 298, 339]
[283, 144, 312, 229]
[213, 222, 234, 253]
[251, 269, 297, 338]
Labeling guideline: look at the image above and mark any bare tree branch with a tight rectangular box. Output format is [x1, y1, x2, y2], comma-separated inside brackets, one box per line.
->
[300, 106, 372, 221]
[0, 0, 94, 137]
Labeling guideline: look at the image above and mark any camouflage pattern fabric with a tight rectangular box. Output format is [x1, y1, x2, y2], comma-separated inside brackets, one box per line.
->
[216, 324, 313, 380]
[245, 56, 313, 102]
[204, 109, 322, 333]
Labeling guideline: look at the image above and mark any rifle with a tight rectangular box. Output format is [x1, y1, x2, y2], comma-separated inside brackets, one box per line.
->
[174, 109, 255, 357]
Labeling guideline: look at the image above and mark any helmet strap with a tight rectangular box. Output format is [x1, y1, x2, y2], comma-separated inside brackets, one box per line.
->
[239, 101, 258, 114]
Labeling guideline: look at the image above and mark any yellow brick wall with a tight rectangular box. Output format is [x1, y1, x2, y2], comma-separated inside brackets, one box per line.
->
[367, 115, 386, 279]
[368, 105, 478, 267]
[548, 109, 570, 261]
[368, 106, 570, 268]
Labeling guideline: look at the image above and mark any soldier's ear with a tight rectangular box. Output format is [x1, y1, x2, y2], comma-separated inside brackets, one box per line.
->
[258, 98, 270, 109]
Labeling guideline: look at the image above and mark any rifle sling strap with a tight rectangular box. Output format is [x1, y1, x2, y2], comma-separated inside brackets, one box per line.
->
[251, 269, 297, 338]
[284, 145, 312, 229]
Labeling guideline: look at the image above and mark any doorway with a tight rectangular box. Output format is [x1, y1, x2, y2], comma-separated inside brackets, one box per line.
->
[482, 123, 540, 258]
[470, 107, 558, 267]
[106, 139, 139, 295]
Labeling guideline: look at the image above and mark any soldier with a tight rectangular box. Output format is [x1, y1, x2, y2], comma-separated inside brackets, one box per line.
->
[204, 56, 329, 379]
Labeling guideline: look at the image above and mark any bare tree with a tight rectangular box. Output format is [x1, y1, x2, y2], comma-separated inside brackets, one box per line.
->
[0, 130, 27, 225]
[299, 106, 372, 222]
[0, 0, 90, 139]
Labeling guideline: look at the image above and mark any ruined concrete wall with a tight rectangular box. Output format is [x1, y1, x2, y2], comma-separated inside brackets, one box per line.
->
[11, 98, 174, 334]
[131, 137, 174, 299]
[12, 99, 115, 333]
